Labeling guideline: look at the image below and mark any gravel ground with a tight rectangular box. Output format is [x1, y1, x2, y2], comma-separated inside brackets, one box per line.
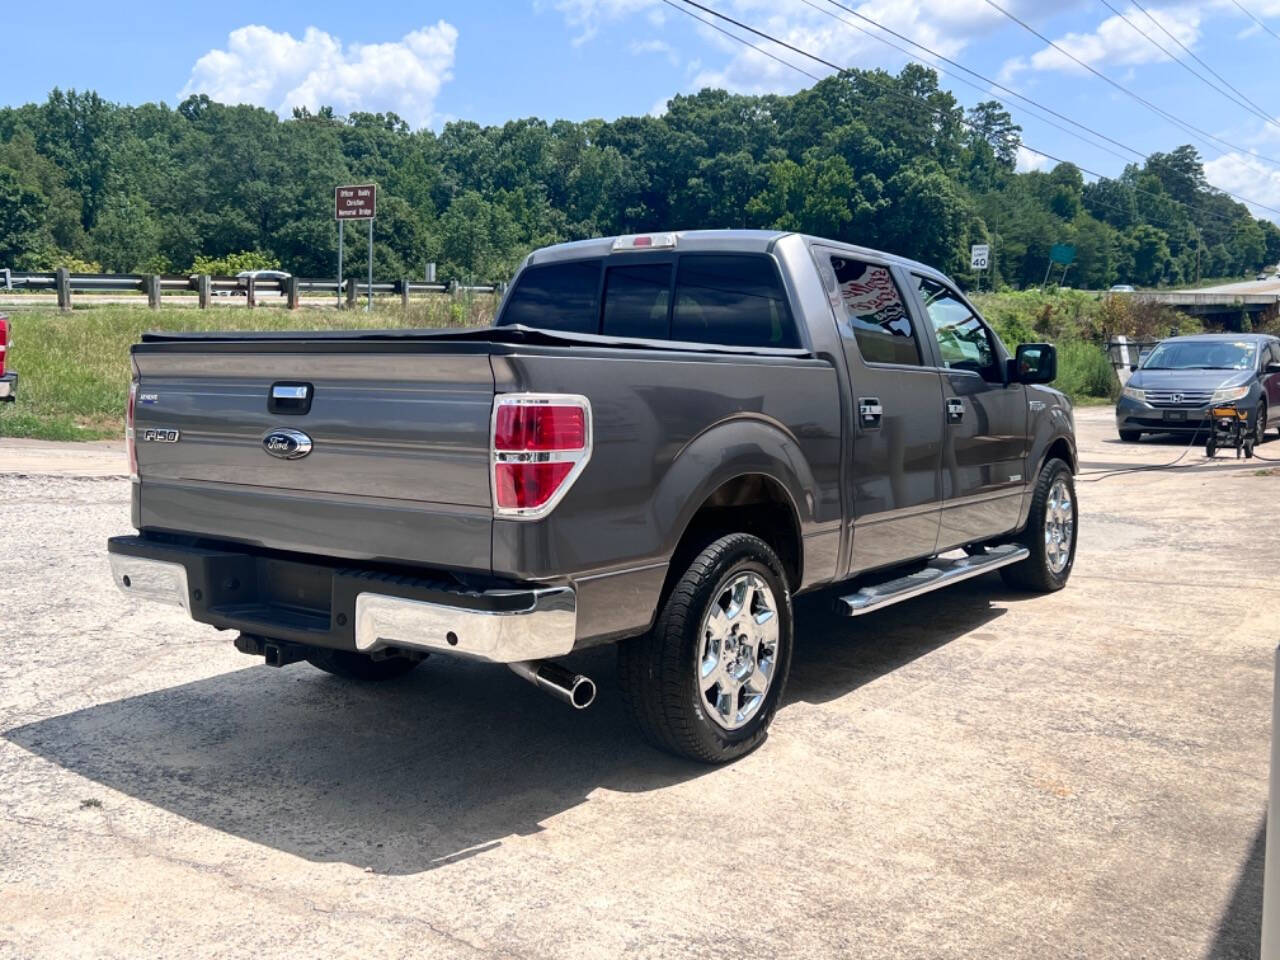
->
[1, 408, 1277, 959]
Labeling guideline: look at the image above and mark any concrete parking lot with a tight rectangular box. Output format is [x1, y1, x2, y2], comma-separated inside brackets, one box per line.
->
[1, 407, 1277, 959]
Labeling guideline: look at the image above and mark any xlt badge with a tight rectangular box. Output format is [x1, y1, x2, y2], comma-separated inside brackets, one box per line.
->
[262, 428, 313, 460]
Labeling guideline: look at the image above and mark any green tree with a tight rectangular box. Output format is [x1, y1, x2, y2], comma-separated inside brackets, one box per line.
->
[88, 194, 160, 272]
[1127, 224, 1172, 286]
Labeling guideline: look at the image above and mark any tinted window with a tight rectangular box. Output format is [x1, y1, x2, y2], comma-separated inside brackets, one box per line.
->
[914, 276, 1000, 382]
[501, 259, 601, 333]
[671, 255, 797, 348]
[830, 257, 921, 365]
[601, 263, 673, 339]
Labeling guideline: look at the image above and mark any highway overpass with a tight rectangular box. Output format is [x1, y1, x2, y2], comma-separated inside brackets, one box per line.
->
[1134, 277, 1280, 327]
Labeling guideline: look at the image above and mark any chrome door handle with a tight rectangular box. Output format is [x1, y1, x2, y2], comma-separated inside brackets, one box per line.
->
[946, 398, 964, 423]
[859, 397, 883, 428]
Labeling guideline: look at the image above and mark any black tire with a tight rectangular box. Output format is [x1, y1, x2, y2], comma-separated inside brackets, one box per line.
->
[305, 648, 422, 681]
[1000, 458, 1077, 593]
[1118, 430, 1142, 442]
[1206, 438, 1217, 458]
[618, 533, 794, 764]
[1256, 400, 1269, 444]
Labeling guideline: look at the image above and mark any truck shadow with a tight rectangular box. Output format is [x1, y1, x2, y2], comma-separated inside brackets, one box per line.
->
[6, 581, 1009, 876]
[788, 576, 1007, 705]
[1206, 818, 1265, 960]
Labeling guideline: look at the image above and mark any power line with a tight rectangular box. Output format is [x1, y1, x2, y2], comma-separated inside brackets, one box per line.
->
[809, 0, 1143, 161]
[668, 0, 1280, 221]
[790, 0, 1280, 219]
[981, 0, 1280, 169]
[1126, 0, 1279, 128]
[657, 0, 821, 83]
[1230, 0, 1280, 45]
[1096, 0, 1280, 132]
[800, 0, 1140, 164]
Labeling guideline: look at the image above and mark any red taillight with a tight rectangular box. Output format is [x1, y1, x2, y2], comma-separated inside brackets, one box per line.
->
[495, 461, 574, 510]
[491, 395, 591, 517]
[126, 381, 138, 480]
[0, 316, 9, 378]
[495, 403, 586, 451]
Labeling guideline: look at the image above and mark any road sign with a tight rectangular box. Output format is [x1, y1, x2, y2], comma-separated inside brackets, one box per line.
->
[970, 244, 990, 270]
[335, 184, 377, 220]
[1050, 243, 1076, 265]
[335, 184, 377, 312]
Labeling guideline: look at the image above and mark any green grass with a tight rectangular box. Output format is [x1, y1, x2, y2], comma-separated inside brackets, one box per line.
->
[0, 299, 494, 440]
[1055, 340, 1119, 402]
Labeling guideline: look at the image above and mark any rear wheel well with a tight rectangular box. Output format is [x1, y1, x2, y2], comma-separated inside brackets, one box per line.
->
[663, 475, 802, 601]
[1044, 436, 1076, 474]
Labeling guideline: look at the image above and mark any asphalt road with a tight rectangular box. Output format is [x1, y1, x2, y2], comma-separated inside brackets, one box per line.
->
[1, 407, 1277, 959]
[1186, 277, 1280, 295]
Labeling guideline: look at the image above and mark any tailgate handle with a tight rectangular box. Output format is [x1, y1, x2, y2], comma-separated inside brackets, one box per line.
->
[269, 382, 313, 415]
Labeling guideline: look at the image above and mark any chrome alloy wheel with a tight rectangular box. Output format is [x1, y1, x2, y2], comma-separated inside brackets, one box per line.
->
[1044, 477, 1074, 575]
[697, 572, 780, 731]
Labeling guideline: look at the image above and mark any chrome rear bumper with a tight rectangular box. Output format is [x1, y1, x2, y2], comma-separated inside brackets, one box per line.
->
[354, 588, 575, 662]
[109, 552, 191, 611]
[107, 536, 577, 663]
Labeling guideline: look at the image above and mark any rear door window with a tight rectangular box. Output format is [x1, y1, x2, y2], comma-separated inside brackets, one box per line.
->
[830, 256, 922, 365]
[671, 255, 797, 347]
[501, 259, 602, 333]
[601, 263, 673, 339]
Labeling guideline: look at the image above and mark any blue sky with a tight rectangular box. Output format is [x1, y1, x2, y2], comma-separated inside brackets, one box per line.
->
[7, 0, 1280, 216]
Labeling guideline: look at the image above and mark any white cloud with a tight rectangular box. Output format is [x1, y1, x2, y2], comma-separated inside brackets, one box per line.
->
[681, 0, 1003, 96]
[181, 22, 458, 129]
[1204, 152, 1280, 222]
[1016, 144, 1050, 172]
[543, 0, 1094, 96]
[631, 38, 680, 64]
[547, 0, 659, 44]
[1002, 4, 1202, 79]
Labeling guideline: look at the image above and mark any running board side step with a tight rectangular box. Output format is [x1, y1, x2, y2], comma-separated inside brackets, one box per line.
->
[836, 544, 1030, 617]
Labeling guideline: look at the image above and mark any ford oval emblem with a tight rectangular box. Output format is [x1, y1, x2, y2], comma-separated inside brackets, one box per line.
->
[262, 428, 313, 460]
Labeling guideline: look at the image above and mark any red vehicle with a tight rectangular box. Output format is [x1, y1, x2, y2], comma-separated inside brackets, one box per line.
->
[0, 314, 15, 401]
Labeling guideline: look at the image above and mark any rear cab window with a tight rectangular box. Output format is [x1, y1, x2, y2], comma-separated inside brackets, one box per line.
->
[602, 263, 672, 339]
[671, 255, 796, 347]
[499, 252, 798, 348]
[500, 259, 602, 334]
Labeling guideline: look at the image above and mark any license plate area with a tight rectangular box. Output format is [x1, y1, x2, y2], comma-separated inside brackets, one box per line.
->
[1164, 409, 1187, 422]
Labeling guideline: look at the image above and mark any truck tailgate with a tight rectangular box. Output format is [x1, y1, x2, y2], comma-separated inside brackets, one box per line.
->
[131, 348, 495, 572]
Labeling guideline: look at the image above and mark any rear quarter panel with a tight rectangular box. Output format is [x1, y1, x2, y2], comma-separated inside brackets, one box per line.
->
[489, 346, 843, 643]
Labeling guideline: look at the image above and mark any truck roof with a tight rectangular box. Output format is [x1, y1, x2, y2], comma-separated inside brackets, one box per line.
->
[523, 229, 948, 281]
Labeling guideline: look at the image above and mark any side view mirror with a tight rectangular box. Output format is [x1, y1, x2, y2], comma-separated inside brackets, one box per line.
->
[1267, 361, 1280, 374]
[1129, 364, 1139, 373]
[1010, 343, 1057, 385]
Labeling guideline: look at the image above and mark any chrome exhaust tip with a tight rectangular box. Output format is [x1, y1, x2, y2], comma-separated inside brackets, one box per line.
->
[508, 660, 597, 710]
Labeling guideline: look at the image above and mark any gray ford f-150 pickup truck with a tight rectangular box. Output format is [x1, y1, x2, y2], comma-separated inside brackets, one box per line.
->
[108, 230, 1077, 763]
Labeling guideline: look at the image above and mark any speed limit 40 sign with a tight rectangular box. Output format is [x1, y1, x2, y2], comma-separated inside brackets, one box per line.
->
[970, 244, 990, 270]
